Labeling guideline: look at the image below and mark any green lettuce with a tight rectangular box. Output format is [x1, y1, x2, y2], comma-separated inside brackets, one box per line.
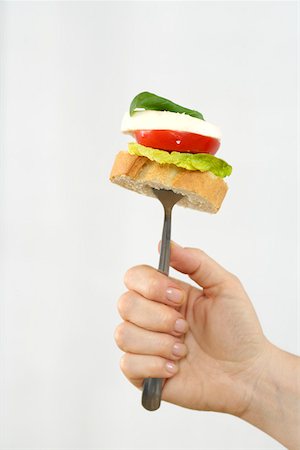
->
[128, 143, 232, 178]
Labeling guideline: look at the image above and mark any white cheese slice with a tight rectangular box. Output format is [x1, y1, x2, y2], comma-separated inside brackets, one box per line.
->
[121, 110, 221, 139]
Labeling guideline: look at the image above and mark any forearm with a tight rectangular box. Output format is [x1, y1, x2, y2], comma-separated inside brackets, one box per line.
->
[241, 342, 300, 449]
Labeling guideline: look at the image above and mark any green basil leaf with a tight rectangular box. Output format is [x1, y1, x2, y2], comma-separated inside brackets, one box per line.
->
[129, 92, 204, 120]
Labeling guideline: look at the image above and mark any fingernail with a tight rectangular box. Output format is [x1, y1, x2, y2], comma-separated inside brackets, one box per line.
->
[174, 318, 188, 333]
[170, 240, 182, 249]
[166, 287, 184, 304]
[166, 361, 177, 373]
[172, 342, 187, 357]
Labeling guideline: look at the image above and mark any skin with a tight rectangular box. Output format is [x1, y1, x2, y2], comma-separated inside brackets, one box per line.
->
[115, 242, 300, 449]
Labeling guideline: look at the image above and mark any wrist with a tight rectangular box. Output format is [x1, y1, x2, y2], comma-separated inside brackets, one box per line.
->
[240, 341, 300, 449]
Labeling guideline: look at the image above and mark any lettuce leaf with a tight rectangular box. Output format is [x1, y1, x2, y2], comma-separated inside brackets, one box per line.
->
[128, 143, 232, 178]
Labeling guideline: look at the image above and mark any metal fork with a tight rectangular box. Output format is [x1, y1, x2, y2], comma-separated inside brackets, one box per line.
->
[141, 188, 183, 411]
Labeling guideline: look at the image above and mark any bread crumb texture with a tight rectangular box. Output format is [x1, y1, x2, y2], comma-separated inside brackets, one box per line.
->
[110, 151, 228, 213]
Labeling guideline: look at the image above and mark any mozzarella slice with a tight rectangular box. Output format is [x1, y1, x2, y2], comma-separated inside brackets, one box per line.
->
[121, 110, 221, 139]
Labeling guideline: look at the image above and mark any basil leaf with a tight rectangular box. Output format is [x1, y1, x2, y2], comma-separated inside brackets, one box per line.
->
[129, 92, 204, 120]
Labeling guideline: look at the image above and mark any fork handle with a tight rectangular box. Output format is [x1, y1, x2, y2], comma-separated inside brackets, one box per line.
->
[142, 207, 172, 411]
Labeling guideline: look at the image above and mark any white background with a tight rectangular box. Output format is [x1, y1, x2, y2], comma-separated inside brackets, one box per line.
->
[0, 1, 298, 449]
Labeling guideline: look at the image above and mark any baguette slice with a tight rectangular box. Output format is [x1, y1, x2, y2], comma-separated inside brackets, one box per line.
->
[110, 151, 228, 213]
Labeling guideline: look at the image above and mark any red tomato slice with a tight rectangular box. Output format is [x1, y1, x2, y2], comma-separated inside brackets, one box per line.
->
[134, 130, 220, 155]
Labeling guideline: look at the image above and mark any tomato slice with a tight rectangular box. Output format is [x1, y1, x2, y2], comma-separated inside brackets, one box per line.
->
[134, 130, 220, 155]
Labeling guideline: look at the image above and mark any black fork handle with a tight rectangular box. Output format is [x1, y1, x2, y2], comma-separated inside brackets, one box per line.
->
[142, 206, 172, 411]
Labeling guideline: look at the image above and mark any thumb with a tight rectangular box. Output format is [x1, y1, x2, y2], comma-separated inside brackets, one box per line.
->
[167, 241, 232, 289]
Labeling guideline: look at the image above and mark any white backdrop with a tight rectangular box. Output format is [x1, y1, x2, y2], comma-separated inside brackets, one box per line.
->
[0, 2, 298, 449]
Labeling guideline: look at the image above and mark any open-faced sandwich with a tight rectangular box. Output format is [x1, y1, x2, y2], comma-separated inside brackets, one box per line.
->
[110, 92, 232, 213]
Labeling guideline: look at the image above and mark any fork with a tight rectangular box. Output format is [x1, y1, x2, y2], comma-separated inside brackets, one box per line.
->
[141, 188, 183, 411]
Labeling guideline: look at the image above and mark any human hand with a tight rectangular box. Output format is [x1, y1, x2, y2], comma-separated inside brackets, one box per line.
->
[114, 241, 269, 416]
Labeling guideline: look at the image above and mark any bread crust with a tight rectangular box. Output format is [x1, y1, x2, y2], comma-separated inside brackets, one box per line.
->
[110, 151, 228, 213]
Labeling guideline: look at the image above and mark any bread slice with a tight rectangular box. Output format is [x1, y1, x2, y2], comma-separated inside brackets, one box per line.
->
[110, 151, 228, 213]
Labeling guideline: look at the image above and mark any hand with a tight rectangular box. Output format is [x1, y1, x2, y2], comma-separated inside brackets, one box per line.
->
[114, 241, 269, 416]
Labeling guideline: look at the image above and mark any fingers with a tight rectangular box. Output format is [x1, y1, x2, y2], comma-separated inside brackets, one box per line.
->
[116, 284, 189, 389]
[124, 243, 233, 304]
[120, 353, 179, 389]
[117, 290, 188, 336]
[115, 321, 187, 389]
[124, 264, 190, 307]
[115, 321, 188, 360]
[168, 241, 234, 289]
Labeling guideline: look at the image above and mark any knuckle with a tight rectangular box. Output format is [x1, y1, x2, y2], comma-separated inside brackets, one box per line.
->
[190, 247, 206, 261]
[228, 272, 241, 286]
[114, 322, 127, 349]
[119, 353, 140, 377]
[147, 356, 160, 373]
[161, 335, 177, 356]
[222, 272, 244, 297]
[147, 274, 161, 299]
[160, 314, 170, 330]
[161, 310, 177, 331]
[123, 267, 134, 287]
[195, 248, 206, 257]
[156, 357, 168, 372]
[117, 291, 132, 318]
[119, 353, 132, 377]
[124, 264, 149, 288]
